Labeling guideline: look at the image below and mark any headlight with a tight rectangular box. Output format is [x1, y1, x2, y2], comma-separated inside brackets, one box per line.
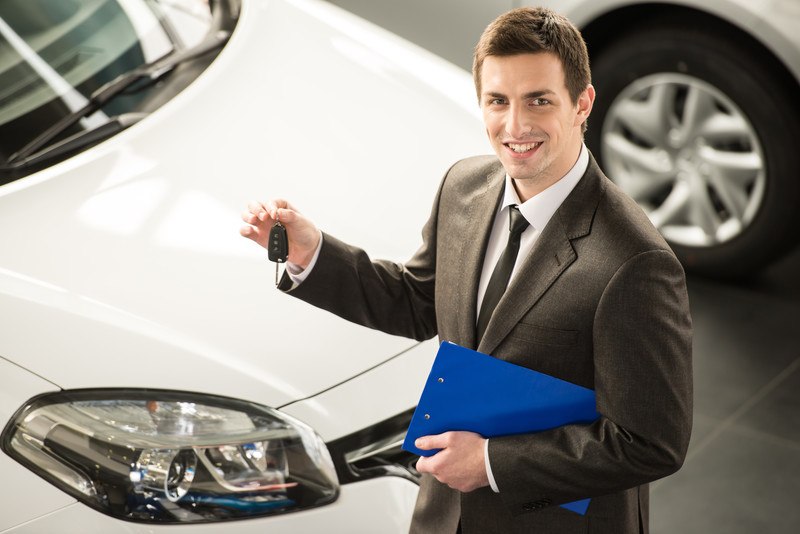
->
[1, 390, 338, 523]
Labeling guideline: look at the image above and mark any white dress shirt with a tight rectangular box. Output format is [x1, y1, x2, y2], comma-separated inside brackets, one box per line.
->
[478, 144, 588, 492]
[287, 145, 590, 493]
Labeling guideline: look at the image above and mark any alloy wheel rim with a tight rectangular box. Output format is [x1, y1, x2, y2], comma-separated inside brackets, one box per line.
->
[600, 73, 765, 247]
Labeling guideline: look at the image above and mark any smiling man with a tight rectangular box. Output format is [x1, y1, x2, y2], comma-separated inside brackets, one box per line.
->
[480, 52, 593, 200]
[241, 7, 692, 534]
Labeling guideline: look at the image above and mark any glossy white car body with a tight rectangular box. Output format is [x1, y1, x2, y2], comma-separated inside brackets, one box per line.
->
[0, 0, 490, 531]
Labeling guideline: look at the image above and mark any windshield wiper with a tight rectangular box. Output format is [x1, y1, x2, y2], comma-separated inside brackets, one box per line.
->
[6, 30, 230, 167]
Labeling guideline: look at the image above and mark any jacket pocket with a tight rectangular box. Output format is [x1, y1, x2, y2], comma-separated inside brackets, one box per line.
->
[509, 323, 578, 346]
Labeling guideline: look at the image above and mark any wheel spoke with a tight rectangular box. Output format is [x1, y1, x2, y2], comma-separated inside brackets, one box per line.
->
[711, 176, 748, 221]
[649, 83, 678, 134]
[698, 112, 749, 140]
[614, 98, 668, 148]
[675, 85, 716, 143]
[649, 180, 691, 228]
[686, 173, 722, 237]
[604, 133, 674, 200]
[698, 146, 762, 186]
[604, 132, 673, 175]
[700, 146, 763, 223]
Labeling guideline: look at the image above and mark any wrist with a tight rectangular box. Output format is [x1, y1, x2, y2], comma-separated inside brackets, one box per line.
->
[289, 231, 321, 269]
[285, 232, 323, 285]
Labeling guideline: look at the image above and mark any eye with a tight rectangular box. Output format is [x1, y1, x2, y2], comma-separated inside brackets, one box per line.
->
[530, 98, 550, 106]
[486, 97, 506, 106]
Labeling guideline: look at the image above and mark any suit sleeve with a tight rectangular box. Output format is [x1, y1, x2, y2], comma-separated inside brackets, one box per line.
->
[277, 171, 449, 342]
[488, 248, 693, 514]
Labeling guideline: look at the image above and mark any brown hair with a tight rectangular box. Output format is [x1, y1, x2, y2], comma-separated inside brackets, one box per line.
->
[473, 7, 591, 105]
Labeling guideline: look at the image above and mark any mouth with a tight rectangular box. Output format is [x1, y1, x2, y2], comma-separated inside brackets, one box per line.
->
[504, 141, 542, 154]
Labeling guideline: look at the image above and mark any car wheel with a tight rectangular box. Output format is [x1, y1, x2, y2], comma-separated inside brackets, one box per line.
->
[587, 24, 800, 279]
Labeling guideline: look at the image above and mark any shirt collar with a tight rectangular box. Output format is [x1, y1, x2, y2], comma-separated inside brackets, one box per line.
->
[500, 143, 589, 231]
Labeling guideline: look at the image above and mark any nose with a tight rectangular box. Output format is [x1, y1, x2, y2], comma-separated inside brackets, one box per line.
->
[506, 102, 531, 139]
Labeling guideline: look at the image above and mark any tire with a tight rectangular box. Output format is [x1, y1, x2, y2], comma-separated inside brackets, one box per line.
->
[586, 24, 800, 279]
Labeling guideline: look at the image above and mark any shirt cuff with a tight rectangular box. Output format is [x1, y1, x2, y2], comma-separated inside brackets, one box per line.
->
[484, 438, 499, 493]
[285, 231, 323, 285]
[286, 232, 322, 287]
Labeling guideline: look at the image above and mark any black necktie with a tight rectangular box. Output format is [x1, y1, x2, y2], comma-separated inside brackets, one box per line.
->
[476, 205, 529, 342]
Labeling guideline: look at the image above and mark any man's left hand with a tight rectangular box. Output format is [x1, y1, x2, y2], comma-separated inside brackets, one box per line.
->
[415, 431, 489, 493]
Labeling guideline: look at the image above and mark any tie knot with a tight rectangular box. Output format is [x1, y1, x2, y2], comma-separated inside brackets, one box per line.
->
[509, 205, 529, 236]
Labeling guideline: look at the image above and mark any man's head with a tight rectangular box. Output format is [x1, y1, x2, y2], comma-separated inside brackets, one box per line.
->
[474, 8, 595, 198]
[473, 7, 591, 108]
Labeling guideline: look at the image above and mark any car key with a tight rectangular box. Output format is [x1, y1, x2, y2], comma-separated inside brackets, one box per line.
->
[268, 221, 289, 285]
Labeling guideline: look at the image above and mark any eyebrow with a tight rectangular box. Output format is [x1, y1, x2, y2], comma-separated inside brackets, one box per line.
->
[483, 90, 556, 99]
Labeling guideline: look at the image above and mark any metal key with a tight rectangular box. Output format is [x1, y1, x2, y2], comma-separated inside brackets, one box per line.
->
[268, 221, 289, 285]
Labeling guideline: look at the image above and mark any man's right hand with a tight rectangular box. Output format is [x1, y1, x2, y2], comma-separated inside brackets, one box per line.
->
[240, 199, 321, 270]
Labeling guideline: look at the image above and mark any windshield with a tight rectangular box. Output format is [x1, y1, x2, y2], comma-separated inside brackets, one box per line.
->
[0, 0, 215, 174]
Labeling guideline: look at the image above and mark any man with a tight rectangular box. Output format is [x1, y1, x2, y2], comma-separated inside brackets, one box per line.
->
[241, 7, 692, 534]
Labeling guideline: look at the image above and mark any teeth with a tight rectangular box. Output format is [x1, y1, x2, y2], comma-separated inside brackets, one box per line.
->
[508, 142, 540, 153]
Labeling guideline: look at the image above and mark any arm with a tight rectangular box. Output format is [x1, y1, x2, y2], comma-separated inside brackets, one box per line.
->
[240, 173, 448, 341]
[281, 231, 438, 341]
[489, 249, 693, 513]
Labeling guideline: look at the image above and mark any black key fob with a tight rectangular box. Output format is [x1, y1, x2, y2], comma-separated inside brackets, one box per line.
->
[268, 222, 289, 263]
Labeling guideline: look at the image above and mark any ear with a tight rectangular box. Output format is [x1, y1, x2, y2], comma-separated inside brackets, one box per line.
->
[574, 84, 595, 128]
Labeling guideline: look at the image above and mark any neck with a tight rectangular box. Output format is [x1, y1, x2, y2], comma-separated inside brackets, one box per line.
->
[512, 141, 582, 202]
[512, 173, 559, 203]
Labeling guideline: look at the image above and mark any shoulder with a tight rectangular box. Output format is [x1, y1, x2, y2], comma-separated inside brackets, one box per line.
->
[569, 157, 681, 271]
[596, 176, 672, 255]
[427, 155, 504, 235]
[441, 155, 503, 192]
[447, 155, 501, 176]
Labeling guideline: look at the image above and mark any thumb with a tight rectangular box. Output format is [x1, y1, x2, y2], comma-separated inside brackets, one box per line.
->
[274, 207, 302, 224]
[415, 433, 448, 451]
[270, 206, 320, 268]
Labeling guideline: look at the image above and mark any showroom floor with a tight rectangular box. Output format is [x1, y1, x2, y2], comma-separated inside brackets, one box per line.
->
[650, 248, 800, 534]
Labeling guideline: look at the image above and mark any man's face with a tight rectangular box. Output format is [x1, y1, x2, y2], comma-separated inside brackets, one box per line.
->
[480, 53, 593, 196]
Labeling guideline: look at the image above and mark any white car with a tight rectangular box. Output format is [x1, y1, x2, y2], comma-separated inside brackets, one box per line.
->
[0, 0, 490, 531]
[328, 0, 800, 279]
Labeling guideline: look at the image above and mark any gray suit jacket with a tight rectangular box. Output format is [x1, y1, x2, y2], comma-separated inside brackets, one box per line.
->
[283, 154, 693, 534]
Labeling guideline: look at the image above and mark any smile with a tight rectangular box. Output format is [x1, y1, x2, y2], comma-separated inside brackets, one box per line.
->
[505, 142, 541, 153]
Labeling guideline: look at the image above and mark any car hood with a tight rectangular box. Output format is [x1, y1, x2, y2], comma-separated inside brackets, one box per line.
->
[0, 0, 490, 408]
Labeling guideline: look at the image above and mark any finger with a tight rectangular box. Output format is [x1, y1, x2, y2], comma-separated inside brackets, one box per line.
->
[263, 199, 289, 220]
[274, 207, 300, 223]
[246, 202, 274, 225]
[239, 225, 258, 240]
[271, 198, 295, 210]
[247, 201, 269, 217]
[241, 209, 262, 225]
[415, 432, 450, 451]
[415, 455, 435, 475]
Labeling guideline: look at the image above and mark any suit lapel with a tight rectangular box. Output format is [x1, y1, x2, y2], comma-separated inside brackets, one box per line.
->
[477, 157, 606, 356]
[455, 164, 505, 349]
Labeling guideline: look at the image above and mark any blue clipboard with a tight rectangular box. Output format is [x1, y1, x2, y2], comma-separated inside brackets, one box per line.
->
[402, 341, 600, 515]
